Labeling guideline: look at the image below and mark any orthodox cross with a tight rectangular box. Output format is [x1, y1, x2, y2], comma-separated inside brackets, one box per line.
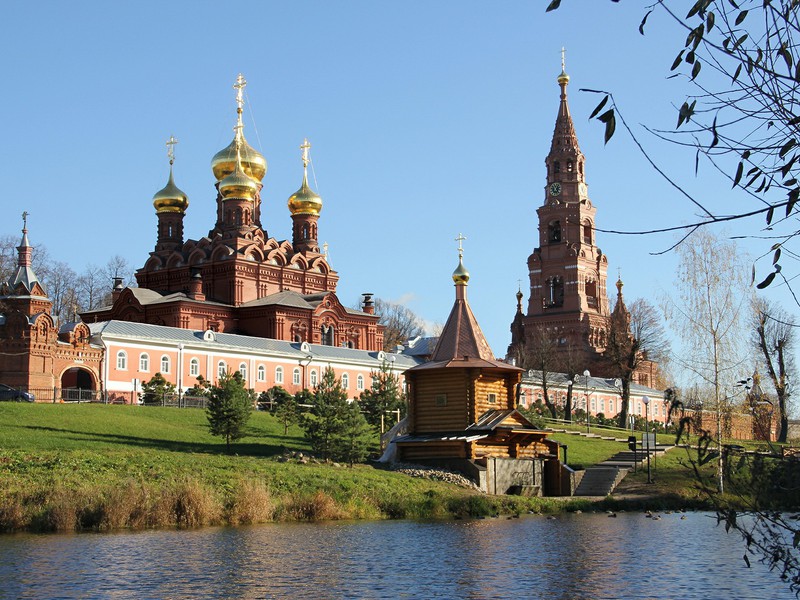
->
[455, 233, 467, 258]
[233, 73, 247, 137]
[561, 47, 566, 72]
[166, 135, 178, 165]
[21, 211, 29, 230]
[234, 73, 247, 111]
[301, 138, 311, 168]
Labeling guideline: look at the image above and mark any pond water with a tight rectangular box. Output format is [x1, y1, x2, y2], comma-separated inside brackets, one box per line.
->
[0, 512, 794, 599]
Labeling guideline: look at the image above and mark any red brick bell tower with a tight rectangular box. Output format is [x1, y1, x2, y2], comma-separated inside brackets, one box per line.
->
[508, 56, 610, 370]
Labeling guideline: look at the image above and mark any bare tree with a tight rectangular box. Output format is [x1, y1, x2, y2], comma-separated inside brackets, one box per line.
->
[373, 298, 426, 352]
[606, 297, 670, 429]
[104, 255, 136, 287]
[77, 264, 108, 311]
[522, 324, 560, 419]
[753, 299, 795, 443]
[665, 229, 751, 492]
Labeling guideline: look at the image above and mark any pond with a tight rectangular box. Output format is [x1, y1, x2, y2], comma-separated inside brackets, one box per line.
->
[0, 512, 794, 599]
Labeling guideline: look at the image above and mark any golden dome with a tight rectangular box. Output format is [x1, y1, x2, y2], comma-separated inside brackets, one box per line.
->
[153, 167, 189, 214]
[557, 69, 570, 85]
[218, 160, 258, 200]
[211, 135, 267, 182]
[211, 74, 267, 182]
[452, 256, 470, 285]
[288, 172, 322, 216]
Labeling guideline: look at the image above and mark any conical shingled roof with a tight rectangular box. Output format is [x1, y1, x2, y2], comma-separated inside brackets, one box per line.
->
[549, 66, 581, 157]
[430, 295, 495, 362]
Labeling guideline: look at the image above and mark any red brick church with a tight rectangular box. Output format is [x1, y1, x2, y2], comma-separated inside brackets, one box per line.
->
[83, 74, 383, 352]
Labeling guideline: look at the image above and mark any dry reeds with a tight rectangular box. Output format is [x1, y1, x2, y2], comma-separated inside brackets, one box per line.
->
[227, 480, 276, 526]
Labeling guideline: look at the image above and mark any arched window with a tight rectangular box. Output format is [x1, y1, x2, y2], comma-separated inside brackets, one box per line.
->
[217, 361, 227, 380]
[239, 362, 247, 381]
[161, 355, 170, 374]
[116, 350, 127, 370]
[139, 353, 149, 372]
[567, 160, 573, 172]
[547, 277, 564, 308]
[293, 368, 301, 386]
[357, 374, 365, 391]
[341, 373, 349, 389]
[257, 365, 266, 382]
[320, 324, 335, 346]
[275, 366, 284, 384]
[583, 220, 593, 245]
[548, 220, 561, 243]
[190, 358, 199, 377]
[554, 161, 560, 174]
[310, 369, 318, 387]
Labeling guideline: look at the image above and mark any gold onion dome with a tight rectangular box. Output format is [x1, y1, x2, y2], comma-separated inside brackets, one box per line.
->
[288, 139, 322, 216]
[211, 73, 267, 182]
[211, 136, 267, 182]
[219, 159, 259, 200]
[288, 172, 323, 215]
[153, 167, 189, 213]
[452, 255, 470, 285]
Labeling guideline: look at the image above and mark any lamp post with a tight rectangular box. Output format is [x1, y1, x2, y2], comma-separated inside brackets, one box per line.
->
[566, 379, 573, 423]
[583, 369, 591, 433]
[642, 395, 653, 484]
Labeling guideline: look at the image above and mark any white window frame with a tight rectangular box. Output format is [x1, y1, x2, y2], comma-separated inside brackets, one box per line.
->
[341, 373, 349, 389]
[217, 361, 227, 380]
[139, 353, 149, 372]
[293, 368, 301, 386]
[257, 365, 266, 382]
[275, 366, 284, 384]
[239, 362, 247, 381]
[357, 374, 365, 391]
[161, 355, 170, 374]
[310, 369, 318, 387]
[189, 358, 199, 377]
[116, 350, 127, 370]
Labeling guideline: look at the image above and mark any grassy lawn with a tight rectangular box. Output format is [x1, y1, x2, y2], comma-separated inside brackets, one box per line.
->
[0, 403, 599, 532]
[547, 433, 624, 469]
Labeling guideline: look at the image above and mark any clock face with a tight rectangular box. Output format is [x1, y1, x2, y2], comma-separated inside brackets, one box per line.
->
[549, 182, 562, 196]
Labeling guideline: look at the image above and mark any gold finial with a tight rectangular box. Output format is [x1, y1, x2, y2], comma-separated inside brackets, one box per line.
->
[452, 233, 470, 285]
[166, 136, 178, 166]
[558, 47, 570, 85]
[301, 138, 311, 169]
[21, 211, 29, 231]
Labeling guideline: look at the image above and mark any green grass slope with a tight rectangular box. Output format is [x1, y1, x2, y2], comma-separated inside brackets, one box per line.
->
[0, 404, 593, 532]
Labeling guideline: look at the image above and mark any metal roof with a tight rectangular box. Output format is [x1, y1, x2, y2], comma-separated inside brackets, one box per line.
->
[88, 320, 420, 369]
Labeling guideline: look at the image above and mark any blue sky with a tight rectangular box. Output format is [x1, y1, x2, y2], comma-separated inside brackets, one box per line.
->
[0, 2, 791, 371]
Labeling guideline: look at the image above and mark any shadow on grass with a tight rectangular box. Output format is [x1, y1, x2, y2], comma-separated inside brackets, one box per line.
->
[18, 424, 299, 457]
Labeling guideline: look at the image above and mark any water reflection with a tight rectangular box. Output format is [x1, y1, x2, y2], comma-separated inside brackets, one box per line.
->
[0, 513, 793, 599]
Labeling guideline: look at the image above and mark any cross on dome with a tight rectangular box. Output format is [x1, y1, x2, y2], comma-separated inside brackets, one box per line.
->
[166, 135, 178, 165]
[455, 232, 467, 258]
[301, 138, 311, 168]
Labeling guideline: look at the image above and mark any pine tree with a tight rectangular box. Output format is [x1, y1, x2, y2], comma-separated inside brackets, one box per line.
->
[333, 402, 375, 467]
[139, 372, 176, 405]
[301, 366, 349, 461]
[358, 361, 406, 432]
[274, 393, 299, 436]
[206, 371, 252, 451]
